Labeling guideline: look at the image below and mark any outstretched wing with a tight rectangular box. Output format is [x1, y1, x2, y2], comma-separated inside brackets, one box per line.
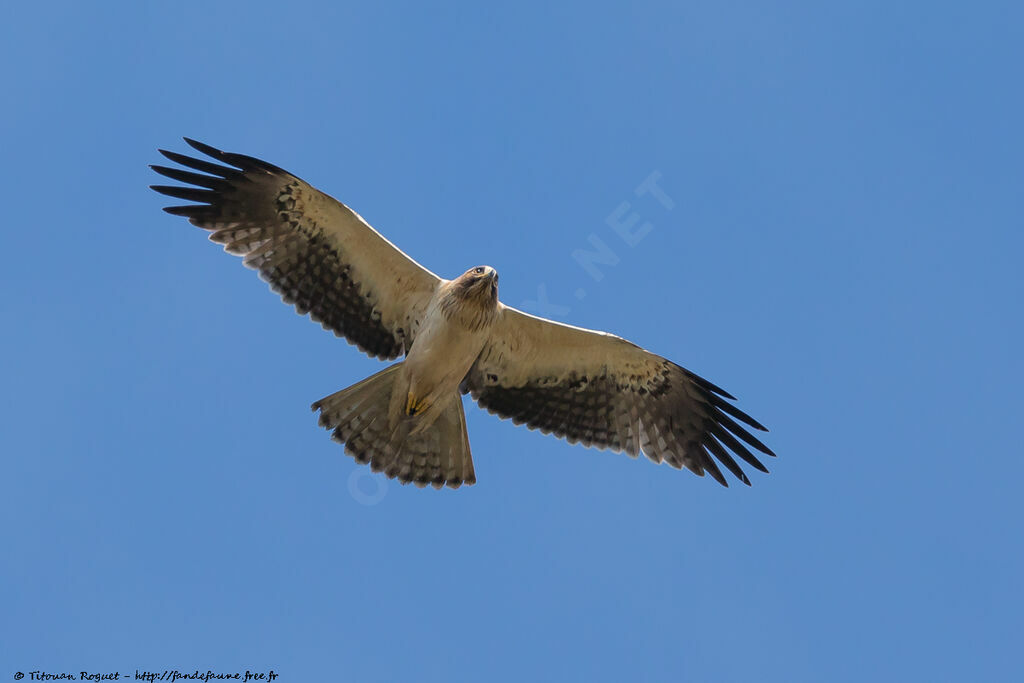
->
[461, 306, 775, 486]
[151, 138, 440, 360]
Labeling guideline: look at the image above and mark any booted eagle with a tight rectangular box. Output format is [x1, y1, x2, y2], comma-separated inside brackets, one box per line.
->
[152, 139, 775, 489]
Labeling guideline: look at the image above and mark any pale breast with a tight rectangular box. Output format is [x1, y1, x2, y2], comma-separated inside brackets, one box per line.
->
[404, 297, 492, 398]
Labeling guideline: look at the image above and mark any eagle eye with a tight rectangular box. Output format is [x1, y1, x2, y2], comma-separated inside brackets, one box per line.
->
[473, 267, 484, 275]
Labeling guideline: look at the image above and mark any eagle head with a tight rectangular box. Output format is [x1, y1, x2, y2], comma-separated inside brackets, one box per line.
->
[455, 265, 499, 303]
[442, 265, 500, 330]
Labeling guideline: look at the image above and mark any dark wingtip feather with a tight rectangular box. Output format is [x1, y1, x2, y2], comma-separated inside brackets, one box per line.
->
[158, 148, 240, 177]
[183, 137, 230, 160]
[183, 137, 288, 175]
[150, 185, 215, 202]
[161, 205, 210, 218]
[684, 368, 736, 400]
[703, 440, 751, 486]
[150, 164, 227, 189]
[715, 410, 776, 457]
[714, 397, 769, 432]
[711, 427, 770, 473]
[701, 456, 729, 487]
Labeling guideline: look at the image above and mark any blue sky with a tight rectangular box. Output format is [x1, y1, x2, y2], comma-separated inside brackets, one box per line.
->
[2, 1, 1022, 681]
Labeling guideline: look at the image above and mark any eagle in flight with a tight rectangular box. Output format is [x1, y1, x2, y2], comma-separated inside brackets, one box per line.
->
[152, 139, 775, 489]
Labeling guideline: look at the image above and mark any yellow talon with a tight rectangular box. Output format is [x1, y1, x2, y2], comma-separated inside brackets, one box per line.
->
[405, 392, 430, 416]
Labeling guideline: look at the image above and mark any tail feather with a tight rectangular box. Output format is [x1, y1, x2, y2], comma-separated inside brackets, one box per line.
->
[435, 395, 475, 487]
[312, 363, 476, 489]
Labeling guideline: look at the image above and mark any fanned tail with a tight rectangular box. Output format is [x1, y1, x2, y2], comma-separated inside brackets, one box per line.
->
[312, 364, 476, 489]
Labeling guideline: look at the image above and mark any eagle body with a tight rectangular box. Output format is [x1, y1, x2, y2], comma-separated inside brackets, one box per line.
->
[391, 268, 498, 433]
[152, 139, 775, 489]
